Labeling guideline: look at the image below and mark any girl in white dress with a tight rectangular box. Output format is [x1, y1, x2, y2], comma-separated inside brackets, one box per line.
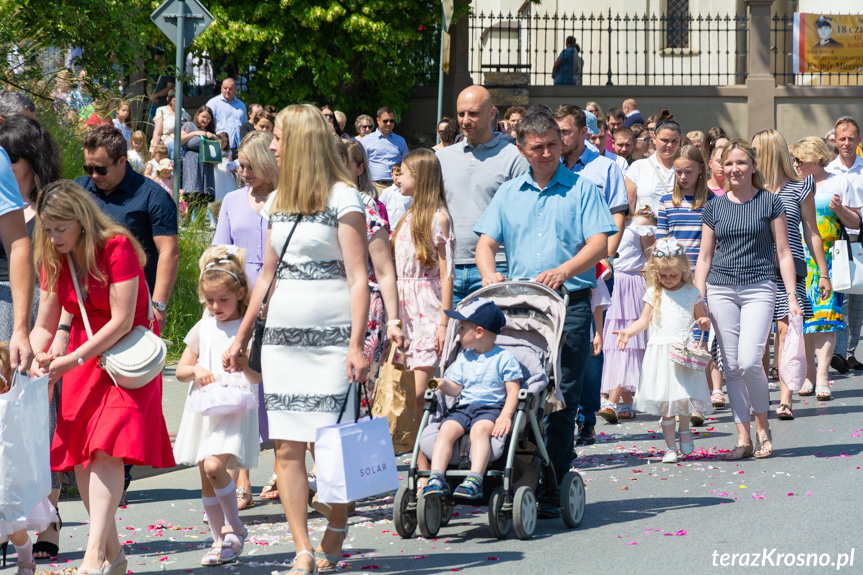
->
[174, 245, 261, 566]
[614, 238, 713, 463]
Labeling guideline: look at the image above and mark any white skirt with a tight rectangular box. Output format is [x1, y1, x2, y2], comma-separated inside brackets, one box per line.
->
[0, 498, 57, 543]
[634, 342, 714, 417]
[173, 382, 260, 469]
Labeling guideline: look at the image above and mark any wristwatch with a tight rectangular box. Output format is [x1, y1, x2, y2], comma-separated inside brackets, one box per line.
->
[152, 301, 168, 312]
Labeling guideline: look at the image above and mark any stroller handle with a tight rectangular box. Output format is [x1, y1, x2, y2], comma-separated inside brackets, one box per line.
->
[503, 278, 570, 306]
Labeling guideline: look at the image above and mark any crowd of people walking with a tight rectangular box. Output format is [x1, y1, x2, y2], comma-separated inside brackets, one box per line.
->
[0, 81, 861, 575]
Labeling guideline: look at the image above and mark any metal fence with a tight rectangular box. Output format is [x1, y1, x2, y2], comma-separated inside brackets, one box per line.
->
[771, 13, 863, 86]
[468, 10, 749, 87]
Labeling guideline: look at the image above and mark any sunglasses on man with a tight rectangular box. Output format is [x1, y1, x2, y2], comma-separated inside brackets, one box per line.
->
[83, 159, 118, 176]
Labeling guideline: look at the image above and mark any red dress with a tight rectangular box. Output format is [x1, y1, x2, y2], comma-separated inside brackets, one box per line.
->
[49, 235, 175, 472]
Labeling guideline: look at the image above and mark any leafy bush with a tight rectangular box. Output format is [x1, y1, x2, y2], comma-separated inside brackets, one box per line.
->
[162, 219, 212, 362]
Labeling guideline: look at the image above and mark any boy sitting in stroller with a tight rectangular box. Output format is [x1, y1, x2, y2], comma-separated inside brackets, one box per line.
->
[423, 298, 522, 500]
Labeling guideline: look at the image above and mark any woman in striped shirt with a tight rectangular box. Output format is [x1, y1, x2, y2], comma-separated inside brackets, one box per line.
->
[695, 140, 801, 460]
[752, 129, 830, 419]
[656, 145, 725, 413]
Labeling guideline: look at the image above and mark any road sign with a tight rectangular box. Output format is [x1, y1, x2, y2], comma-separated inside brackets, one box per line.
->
[151, 0, 213, 50]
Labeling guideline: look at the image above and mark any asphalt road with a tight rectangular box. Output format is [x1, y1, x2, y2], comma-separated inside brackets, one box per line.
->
[27, 369, 863, 575]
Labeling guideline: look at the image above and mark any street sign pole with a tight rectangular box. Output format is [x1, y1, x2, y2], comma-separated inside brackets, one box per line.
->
[151, 0, 213, 212]
[173, 0, 185, 205]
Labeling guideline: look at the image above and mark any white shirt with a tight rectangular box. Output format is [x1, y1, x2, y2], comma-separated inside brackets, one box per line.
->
[625, 153, 675, 212]
[827, 154, 863, 176]
[379, 184, 411, 227]
[603, 148, 629, 176]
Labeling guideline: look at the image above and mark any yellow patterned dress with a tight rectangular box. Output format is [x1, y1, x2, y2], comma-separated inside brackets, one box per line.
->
[802, 188, 844, 333]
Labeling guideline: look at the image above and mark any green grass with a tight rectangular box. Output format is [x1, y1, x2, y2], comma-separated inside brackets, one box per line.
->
[163, 219, 212, 361]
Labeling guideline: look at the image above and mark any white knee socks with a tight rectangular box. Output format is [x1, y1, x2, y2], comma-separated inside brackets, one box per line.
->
[214, 481, 243, 534]
[202, 496, 225, 543]
[14, 535, 33, 565]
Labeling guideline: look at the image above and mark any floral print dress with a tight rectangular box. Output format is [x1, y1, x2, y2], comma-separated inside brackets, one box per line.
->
[359, 193, 388, 413]
[394, 208, 454, 369]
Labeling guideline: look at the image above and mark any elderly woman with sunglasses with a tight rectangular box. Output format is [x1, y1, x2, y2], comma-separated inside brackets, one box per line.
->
[789, 137, 863, 405]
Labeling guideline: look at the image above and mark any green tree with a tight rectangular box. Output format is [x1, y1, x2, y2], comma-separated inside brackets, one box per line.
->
[0, 0, 467, 118]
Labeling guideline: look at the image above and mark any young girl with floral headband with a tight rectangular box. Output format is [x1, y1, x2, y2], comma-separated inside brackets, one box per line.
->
[614, 237, 713, 463]
[173, 245, 261, 566]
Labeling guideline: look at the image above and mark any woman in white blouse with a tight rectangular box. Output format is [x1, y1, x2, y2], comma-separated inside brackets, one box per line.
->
[149, 89, 190, 159]
[625, 114, 682, 213]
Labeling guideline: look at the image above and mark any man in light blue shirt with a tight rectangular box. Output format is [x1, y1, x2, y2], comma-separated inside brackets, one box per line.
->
[474, 110, 617, 504]
[362, 106, 409, 183]
[0, 147, 32, 371]
[206, 77, 247, 154]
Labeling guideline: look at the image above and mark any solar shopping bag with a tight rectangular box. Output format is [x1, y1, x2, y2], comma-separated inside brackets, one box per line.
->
[0, 373, 51, 522]
[315, 383, 399, 504]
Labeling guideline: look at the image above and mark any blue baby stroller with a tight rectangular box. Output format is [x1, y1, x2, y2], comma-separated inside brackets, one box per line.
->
[392, 281, 586, 540]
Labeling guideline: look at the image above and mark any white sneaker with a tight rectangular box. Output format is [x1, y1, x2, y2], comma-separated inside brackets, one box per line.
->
[662, 449, 678, 463]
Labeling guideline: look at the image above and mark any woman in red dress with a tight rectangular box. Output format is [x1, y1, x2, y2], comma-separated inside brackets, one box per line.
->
[29, 180, 174, 575]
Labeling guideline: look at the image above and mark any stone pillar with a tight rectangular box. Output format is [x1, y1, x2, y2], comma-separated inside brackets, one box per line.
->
[745, 0, 776, 136]
[442, 0, 473, 117]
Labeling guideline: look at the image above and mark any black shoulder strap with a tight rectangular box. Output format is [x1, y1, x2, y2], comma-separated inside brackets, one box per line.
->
[259, 213, 302, 317]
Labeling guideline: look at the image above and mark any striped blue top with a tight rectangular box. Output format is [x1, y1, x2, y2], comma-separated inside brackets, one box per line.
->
[701, 189, 786, 286]
[656, 193, 715, 268]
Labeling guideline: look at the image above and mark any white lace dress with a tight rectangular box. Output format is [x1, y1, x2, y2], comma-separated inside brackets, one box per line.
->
[173, 317, 260, 469]
[633, 284, 713, 417]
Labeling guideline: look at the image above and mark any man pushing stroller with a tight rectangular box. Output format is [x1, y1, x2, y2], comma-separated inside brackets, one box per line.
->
[422, 298, 522, 500]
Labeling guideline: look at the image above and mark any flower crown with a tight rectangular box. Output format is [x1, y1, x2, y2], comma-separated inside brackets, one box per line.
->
[652, 237, 686, 259]
[635, 204, 655, 217]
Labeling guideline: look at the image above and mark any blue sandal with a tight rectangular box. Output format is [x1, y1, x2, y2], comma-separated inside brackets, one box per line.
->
[422, 476, 448, 497]
[453, 476, 483, 500]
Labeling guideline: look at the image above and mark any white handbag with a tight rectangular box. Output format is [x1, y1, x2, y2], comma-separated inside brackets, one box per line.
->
[831, 239, 863, 294]
[67, 253, 167, 389]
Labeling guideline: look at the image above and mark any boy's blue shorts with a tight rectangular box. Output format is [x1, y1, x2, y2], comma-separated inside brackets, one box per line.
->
[443, 403, 502, 431]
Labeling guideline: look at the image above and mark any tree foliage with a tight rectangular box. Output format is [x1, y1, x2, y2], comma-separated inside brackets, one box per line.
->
[1, 0, 467, 117]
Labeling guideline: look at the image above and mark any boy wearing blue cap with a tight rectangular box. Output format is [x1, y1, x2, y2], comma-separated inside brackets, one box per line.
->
[423, 298, 523, 500]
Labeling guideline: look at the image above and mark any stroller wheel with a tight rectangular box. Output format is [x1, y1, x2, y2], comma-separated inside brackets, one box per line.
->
[393, 485, 417, 538]
[417, 492, 443, 538]
[512, 486, 537, 540]
[440, 497, 454, 526]
[560, 471, 585, 528]
[487, 487, 512, 539]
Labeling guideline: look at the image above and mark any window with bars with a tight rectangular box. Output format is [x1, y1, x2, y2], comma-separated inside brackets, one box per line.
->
[666, 0, 690, 48]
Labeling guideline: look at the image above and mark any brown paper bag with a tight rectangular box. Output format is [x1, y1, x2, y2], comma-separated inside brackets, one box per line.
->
[371, 345, 417, 453]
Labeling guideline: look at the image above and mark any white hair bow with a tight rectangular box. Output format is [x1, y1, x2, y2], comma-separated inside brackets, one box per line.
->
[224, 245, 240, 256]
[653, 237, 685, 258]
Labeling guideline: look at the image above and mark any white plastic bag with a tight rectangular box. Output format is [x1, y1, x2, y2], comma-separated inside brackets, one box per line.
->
[0, 373, 51, 522]
[779, 315, 807, 391]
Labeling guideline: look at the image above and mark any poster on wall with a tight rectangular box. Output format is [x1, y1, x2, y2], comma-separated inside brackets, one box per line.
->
[792, 13, 863, 74]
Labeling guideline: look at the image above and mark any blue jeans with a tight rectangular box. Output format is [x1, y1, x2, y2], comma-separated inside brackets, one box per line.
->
[545, 296, 592, 483]
[453, 262, 508, 306]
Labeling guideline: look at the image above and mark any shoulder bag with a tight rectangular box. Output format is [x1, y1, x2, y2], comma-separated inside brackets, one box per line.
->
[67, 253, 167, 389]
[248, 214, 303, 373]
